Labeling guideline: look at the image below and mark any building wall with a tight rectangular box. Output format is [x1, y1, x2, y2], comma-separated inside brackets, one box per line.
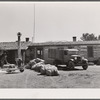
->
[6, 49, 30, 64]
[25, 48, 35, 63]
[43, 44, 100, 63]
[7, 50, 17, 64]
[76, 45, 86, 59]
[92, 45, 100, 60]
[29, 44, 100, 64]
[79, 45, 100, 61]
[43, 46, 58, 64]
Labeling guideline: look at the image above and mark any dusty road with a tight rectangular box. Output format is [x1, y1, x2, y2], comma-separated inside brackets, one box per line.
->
[0, 65, 100, 88]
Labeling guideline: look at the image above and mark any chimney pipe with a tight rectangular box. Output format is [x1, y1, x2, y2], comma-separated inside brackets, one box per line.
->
[73, 36, 76, 41]
[26, 38, 29, 42]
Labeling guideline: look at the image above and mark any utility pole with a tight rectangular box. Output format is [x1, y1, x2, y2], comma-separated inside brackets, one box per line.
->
[32, 3, 35, 42]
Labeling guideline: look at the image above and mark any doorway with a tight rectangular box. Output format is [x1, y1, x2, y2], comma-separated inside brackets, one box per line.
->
[87, 46, 94, 58]
[7, 50, 16, 64]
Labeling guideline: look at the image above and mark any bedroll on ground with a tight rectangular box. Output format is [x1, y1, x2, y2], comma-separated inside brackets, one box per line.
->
[25, 58, 59, 76]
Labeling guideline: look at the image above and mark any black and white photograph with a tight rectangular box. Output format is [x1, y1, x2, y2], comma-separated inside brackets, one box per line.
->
[0, 1, 100, 99]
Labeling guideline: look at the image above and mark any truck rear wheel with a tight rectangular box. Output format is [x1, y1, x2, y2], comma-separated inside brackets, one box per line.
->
[82, 65, 88, 70]
[53, 60, 59, 67]
[68, 61, 74, 70]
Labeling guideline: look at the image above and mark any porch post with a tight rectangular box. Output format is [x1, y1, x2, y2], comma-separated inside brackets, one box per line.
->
[23, 51, 25, 64]
[17, 32, 22, 59]
[34, 47, 37, 59]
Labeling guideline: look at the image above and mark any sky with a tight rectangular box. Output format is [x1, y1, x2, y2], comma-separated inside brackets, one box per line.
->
[0, 2, 100, 43]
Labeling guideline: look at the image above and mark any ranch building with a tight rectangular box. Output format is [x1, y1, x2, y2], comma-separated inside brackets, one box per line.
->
[0, 38, 33, 64]
[28, 39, 100, 64]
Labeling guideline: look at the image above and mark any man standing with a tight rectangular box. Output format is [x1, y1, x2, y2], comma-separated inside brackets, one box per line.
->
[0, 51, 8, 68]
[16, 58, 24, 72]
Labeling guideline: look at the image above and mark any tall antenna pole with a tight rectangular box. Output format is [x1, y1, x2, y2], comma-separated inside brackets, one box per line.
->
[32, 3, 35, 42]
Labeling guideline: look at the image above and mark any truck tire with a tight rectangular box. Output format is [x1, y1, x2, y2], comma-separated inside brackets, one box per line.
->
[68, 61, 74, 70]
[82, 65, 88, 70]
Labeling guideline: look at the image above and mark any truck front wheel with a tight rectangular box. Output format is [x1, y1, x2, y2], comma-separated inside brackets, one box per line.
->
[82, 65, 88, 70]
[68, 61, 74, 70]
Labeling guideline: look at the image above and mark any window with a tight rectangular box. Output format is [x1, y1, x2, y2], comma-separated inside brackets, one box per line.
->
[87, 46, 94, 57]
[37, 50, 41, 54]
[36, 48, 43, 59]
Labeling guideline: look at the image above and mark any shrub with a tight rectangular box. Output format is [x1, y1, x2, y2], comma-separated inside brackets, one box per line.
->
[40, 65, 46, 75]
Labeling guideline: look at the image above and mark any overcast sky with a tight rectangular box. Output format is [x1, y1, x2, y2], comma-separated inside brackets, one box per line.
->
[0, 2, 100, 43]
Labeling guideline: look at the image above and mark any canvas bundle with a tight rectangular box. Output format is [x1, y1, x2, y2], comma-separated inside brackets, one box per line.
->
[31, 62, 45, 72]
[25, 58, 44, 69]
[45, 65, 59, 76]
[40, 64, 48, 75]
[29, 59, 36, 67]
[40, 64, 59, 76]
[34, 58, 45, 64]
[25, 58, 59, 76]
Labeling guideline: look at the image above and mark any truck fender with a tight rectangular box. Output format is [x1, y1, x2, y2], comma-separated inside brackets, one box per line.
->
[82, 59, 88, 64]
[69, 59, 74, 62]
[83, 58, 88, 61]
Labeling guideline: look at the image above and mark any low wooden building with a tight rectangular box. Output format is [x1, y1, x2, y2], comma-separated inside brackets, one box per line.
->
[28, 40, 100, 64]
[0, 41, 33, 64]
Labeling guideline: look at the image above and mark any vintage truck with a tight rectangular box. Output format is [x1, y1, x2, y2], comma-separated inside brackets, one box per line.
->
[48, 48, 88, 70]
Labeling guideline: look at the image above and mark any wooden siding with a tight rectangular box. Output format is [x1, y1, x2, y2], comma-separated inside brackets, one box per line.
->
[43, 45, 100, 62]
[79, 45, 87, 59]
[43, 46, 57, 64]
[93, 45, 100, 59]
[29, 44, 100, 63]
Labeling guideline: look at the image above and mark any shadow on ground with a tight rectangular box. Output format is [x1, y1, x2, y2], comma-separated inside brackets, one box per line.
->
[6, 71, 20, 74]
[57, 66, 83, 71]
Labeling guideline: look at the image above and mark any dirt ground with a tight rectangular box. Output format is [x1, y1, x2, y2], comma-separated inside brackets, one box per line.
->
[0, 65, 100, 88]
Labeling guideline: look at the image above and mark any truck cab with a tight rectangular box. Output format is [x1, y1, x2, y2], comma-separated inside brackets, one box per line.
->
[63, 49, 79, 63]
